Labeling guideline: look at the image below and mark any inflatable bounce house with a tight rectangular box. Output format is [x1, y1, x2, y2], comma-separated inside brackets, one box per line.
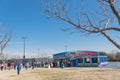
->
[53, 50, 108, 67]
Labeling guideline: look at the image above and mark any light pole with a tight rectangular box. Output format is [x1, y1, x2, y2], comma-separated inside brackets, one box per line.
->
[22, 37, 27, 59]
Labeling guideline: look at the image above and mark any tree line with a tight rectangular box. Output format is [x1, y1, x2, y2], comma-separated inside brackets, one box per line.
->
[100, 51, 120, 61]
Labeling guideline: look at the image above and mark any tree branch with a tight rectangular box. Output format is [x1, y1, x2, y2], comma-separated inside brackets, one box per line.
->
[42, 0, 120, 49]
[108, 0, 120, 24]
[101, 31, 120, 49]
[102, 27, 120, 32]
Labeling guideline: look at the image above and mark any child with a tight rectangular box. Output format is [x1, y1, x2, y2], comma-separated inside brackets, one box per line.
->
[61, 63, 65, 69]
[17, 63, 21, 75]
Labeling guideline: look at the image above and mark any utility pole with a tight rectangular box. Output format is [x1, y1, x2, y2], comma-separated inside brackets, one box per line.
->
[22, 37, 27, 59]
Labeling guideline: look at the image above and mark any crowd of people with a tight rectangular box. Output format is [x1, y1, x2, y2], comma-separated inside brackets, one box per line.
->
[0, 61, 39, 75]
[0, 62, 16, 71]
[0, 61, 37, 71]
[0, 60, 70, 75]
[0, 60, 69, 70]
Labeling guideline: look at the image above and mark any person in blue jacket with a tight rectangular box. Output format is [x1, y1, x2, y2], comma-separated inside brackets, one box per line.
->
[17, 63, 21, 75]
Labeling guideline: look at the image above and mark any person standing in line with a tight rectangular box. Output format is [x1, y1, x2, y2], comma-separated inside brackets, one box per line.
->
[48, 62, 50, 69]
[4, 63, 7, 70]
[57, 60, 60, 68]
[31, 61, 34, 69]
[61, 62, 65, 69]
[14, 63, 17, 70]
[1, 63, 4, 71]
[8, 62, 11, 70]
[17, 63, 21, 75]
[25, 62, 29, 70]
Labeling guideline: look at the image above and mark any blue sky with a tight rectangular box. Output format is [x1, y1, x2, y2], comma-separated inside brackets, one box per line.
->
[0, 0, 119, 58]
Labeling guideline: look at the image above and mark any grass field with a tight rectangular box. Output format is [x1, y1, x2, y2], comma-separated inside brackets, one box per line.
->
[0, 68, 120, 80]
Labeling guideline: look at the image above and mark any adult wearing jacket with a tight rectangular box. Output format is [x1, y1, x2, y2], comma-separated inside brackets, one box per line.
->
[17, 63, 21, 75]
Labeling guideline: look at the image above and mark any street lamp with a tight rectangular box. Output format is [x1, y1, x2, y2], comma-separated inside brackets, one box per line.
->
[22, 37, 27, 59]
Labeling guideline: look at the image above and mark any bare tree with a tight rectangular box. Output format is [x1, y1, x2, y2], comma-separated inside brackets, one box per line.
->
[116, 52, 120, 61]
[0, 32, 11, 60]
[0, 53, 9, 61]
[41, 0, 120, 49]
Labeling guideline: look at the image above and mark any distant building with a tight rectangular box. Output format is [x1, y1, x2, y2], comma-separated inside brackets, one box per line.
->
[53, 50, 108, 67]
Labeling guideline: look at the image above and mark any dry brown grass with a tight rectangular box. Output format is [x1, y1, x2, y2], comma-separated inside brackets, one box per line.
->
[0, 68, 120, 80]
